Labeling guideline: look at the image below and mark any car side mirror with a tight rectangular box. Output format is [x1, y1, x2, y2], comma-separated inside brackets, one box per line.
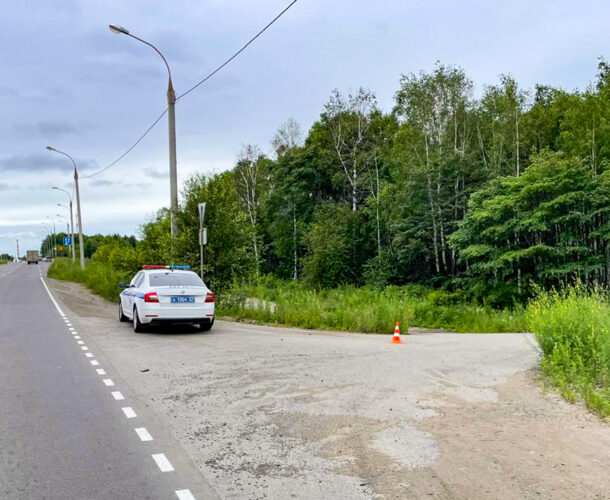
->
[119, 282, 127, 289]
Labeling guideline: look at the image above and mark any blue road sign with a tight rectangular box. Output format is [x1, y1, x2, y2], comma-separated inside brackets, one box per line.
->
[63, 236, 72, 246]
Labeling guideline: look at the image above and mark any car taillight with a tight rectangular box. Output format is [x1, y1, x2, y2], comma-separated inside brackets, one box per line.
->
[144, 292, 159, 303]
[205, 293, 215, 303]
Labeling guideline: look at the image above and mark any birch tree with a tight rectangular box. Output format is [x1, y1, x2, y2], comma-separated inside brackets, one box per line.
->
[323, 88, 378, 211]
[234, 144, 270, 274]
[394, 64, 473, 274]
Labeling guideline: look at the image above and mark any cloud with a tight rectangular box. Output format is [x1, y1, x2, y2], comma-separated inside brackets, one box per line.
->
[0, 231, 36, 239]
[14, 121, 80, 139]
[0, 86, 19, 98]
[0, 154, 98, 172]
[144, 168, 168, 179]
[88, 178, 153, 189]
[89, 179, 115, 187]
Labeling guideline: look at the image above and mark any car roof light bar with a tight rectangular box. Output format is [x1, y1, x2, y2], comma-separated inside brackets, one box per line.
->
[141, 265, 192, 270]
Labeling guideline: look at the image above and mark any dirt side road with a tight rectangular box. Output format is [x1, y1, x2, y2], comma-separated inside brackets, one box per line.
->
[46, 276, 610, 500]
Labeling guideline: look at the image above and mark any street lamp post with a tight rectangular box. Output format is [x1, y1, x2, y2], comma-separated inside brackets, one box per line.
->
[46, 216, 56, 259]
[47, 147, 85, 269]
[53, 186, 76, 262]
[41, 223, 51, 258]
[109, 24, 178, 238]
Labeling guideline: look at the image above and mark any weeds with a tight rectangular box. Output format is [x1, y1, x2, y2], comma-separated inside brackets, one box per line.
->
[48, 258, 129, 302]
[217, 278, 527, 334]
[527, 284, 610, 418]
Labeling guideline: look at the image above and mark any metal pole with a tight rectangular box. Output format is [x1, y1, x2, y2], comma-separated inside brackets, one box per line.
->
[167, 83, 178, 237]
[69, 199, 75, 261]
[47, 217, 56, 259]
[54, 188, 76, 262]
[74, 168, 85, 269]
[53, 220, 56, 259]
[199, 228, 204, 280]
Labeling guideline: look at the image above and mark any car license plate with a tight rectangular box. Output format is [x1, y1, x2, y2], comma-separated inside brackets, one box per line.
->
[171, 296, 195, 303]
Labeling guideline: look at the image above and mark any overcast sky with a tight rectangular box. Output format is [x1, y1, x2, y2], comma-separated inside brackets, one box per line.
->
[2, 0, 610, 256]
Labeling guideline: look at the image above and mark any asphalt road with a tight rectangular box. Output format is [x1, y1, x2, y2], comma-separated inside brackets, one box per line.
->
[0, 262, 218, 500]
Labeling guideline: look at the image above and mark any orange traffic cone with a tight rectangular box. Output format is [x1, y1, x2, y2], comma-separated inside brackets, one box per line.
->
[390, 322, 403, 344]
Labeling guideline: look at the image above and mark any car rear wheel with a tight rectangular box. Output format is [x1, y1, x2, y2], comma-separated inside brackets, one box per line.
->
[119, 301, 128, 322]
[133, 306, 145, 333]
[198, 318, 214, 332]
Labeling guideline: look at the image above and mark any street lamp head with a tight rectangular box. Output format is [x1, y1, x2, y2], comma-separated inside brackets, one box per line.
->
[46, 146, 55, 151]
[109, 24, 130, 35]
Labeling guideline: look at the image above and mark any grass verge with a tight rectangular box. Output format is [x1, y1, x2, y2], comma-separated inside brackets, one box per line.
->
[527, 285, 610, 418]
[48, 258, 129, 302]
[217, 279, 527, 334]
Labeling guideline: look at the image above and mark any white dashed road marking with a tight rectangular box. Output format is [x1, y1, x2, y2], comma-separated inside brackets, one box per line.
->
[38, 274, 199, 497]
[77, 341, 84, 345]
[135, 427, 153, 442]
[122, 407, 137, 419]
[175, 489, 196, 500]
[152, 453, 174, 472]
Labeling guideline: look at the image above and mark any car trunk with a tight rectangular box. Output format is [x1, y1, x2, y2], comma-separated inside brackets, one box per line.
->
[153, 287, 208, 307]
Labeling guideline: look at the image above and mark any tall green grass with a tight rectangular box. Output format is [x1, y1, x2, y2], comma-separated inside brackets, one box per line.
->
[48, 258, 129, 302]
[527, 285, 610, 418]
[217, 278, 527, 334]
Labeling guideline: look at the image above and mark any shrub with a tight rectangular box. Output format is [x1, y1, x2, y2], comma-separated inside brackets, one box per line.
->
[527, 284, 610, 418]
[48, 258, 130, 303]
[218, 280, 527, 334]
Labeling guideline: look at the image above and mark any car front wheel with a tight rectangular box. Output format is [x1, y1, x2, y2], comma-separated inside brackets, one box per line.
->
[133, 306, 145, 333]
[119, 301, 128, 322]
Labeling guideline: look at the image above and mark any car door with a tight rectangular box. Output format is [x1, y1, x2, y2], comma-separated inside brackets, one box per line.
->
[125, 272, 143, 314]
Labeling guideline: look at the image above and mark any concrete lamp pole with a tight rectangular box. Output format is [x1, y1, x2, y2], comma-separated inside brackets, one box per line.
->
[47, 147, 85, 269]
[42, 223, 55, 258]
[53, 187, 76, 262]
[109, 24, 178, 238]
[41, 223, 51, 258]
[46, 216, 56, 259]
[56, 214, 70, 255]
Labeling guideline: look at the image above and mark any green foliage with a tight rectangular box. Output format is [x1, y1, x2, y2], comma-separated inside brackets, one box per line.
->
[178, 171, 254, 291]
[218, 278, 526, 334]
[451, 151, 608, 306]
[527, 284, 610, 418]
[302, 204, 375, 287]
[48, 258, 128, 302]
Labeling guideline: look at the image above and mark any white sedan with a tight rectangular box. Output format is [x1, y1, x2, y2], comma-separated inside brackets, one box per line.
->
[119, 266, 215, 332]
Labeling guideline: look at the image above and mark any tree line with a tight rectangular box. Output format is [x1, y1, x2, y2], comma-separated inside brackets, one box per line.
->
[86, 60, 610, 306]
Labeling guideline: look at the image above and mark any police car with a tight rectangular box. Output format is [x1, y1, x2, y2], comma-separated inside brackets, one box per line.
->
[119, 265, 215, 332]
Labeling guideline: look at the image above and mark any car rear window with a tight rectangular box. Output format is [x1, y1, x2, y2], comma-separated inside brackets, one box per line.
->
[149, 272, 204, 287]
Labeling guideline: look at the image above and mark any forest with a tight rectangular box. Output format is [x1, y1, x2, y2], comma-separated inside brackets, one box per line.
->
[126, 60, 610, 306]
[45, 60, 610, 306]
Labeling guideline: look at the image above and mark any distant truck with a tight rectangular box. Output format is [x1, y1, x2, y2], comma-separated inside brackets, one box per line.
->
[26, 250, 40, 265]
